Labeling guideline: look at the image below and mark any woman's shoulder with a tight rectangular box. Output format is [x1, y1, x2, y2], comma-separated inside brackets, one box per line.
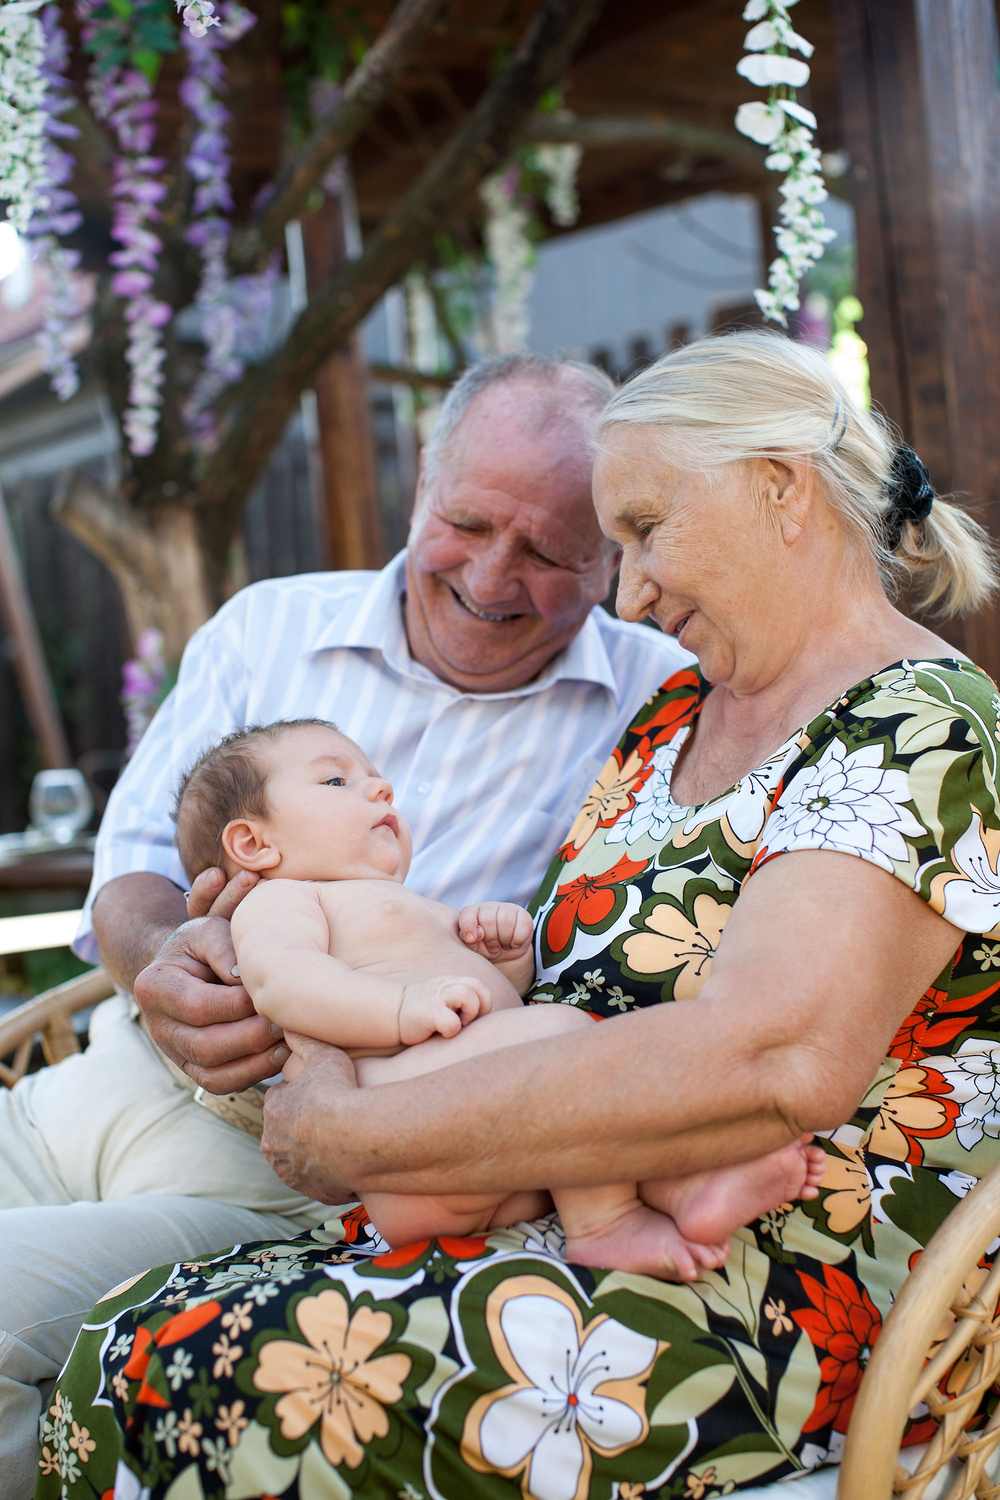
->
[833, 657, 1000, 764]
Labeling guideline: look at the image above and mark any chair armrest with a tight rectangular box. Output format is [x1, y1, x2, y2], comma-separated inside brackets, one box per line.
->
[838, 1162, 1000, 1500]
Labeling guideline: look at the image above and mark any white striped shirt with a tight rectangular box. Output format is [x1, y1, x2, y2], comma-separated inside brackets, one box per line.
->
[76, 552, 689, 960]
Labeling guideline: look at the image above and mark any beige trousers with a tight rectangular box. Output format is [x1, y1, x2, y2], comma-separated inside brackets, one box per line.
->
[0, 996, 330, 1500]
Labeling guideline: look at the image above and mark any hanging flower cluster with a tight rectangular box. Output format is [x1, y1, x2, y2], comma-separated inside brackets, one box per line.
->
[734, 0, 835, 325]
[480, 168, 535, 353]
[479, 141, 582, 354]
[529, 141, 582, 229]
[120, 626, 173, 756]
[180, 0, 255, 449]
[0, 0, 47, 233]
[77, 0, 173, 454]
[28, 5, 84, 400]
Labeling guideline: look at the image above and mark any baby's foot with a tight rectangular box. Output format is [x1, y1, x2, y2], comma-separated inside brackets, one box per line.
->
[643, 1136, 827, 1247]
[564, 1199, 730, 1283]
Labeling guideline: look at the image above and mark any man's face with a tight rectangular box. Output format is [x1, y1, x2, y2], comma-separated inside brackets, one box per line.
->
[404, 383, 617, 694]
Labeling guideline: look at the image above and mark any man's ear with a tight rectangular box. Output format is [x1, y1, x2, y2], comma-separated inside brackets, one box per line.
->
[222, 819, 281, 872]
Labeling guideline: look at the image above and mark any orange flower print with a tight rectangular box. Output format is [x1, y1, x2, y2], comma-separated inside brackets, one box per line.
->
[819, 1145, 872, 1235]
[560, 742, 653, 858]
[621, 893, 730, 999]
[866, 1066, 958, 1164]
[631, 669, 702, 744]
[544, 854, 649, 956]
[890, 984, 980, 1064]
[793, 1263, 882, 1433]
[253, 1288, 410, 1470]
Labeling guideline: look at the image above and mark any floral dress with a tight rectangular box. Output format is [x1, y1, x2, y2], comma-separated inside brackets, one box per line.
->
[36, 658, 1000, 1500]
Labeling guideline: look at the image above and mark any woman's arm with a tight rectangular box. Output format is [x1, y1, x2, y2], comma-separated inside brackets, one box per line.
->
[262, 849, 962, 1201]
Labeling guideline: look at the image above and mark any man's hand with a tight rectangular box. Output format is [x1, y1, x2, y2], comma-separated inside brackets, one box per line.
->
[458, 901, 534, 962]
[262, 1032, 359, 1202]
[132, 866, 290, 1094]
[398, 975, 491, 1044]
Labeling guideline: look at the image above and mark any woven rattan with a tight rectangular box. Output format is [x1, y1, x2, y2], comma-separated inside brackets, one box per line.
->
[838, 1161, 1000, 1499]
[0, 967, 114, 1086]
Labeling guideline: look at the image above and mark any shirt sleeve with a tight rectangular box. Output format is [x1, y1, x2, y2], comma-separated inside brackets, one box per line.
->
[753, 667, 1000, 938]
[74, 598, 252, 961]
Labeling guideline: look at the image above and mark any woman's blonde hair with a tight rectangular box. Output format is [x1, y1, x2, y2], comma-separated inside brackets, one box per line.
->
[597, 329, 996, 619]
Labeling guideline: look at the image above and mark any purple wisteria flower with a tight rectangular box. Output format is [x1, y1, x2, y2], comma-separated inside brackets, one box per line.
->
[121, 627, 172, 756]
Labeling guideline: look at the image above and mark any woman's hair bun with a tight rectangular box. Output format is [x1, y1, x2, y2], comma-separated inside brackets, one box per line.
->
[884, 445, 935, 548]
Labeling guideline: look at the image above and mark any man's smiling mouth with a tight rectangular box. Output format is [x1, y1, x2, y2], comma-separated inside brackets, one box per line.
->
[449, 584, 523, 624]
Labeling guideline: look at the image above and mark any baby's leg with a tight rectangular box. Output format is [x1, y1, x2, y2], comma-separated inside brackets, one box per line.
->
[354, 1001, 595, 1087]
[355, 1003, 593, 1246]
[555, 1184, 730, 1282]
[640, 1136, 827, 1245]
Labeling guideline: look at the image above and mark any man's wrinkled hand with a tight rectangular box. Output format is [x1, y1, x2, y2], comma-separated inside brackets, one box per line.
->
[186, 865, 259, 921]
[134, 891, 288, 1095]
[262, 1032, 358, 1203]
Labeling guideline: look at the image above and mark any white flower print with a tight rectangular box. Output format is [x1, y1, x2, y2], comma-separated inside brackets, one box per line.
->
[939, 809, 1000, 933]
[605, 986, 636, 1012]
[477, 1293, 658, 1500]
[940, 1169, 979, 1198]
[926, 1039, 1000, 1150]
[705, 736, 801, 846]
[606, 739, 686, 847]
[517, 1213, 567, 1259]
[760, 739, 924, 872]
[164, 1348, 194, 1390]
[108, 1333, 133, 1363]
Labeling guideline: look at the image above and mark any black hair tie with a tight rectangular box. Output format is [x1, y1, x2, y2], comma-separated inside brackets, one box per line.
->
[883, 444, 934, 549]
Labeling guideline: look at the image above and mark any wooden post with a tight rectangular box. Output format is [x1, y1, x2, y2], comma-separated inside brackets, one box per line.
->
[299, 172, 383, 571]
[0, 485, 71, 769]
[832, 0, 1000, 675]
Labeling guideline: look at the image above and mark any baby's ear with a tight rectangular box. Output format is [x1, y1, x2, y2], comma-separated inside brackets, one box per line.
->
[222, 819, 281, 872]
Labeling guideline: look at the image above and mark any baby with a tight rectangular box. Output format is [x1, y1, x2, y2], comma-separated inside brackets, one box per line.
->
[174, 718, 825, 1281]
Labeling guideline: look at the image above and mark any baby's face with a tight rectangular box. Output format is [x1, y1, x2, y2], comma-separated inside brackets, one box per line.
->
[257, 725, 413, 883]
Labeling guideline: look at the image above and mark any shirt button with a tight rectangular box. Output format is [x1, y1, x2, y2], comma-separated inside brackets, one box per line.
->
[416, 782, 432, 796]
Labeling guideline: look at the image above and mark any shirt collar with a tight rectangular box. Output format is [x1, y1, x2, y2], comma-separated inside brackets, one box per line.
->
[308, 549, 619, 701]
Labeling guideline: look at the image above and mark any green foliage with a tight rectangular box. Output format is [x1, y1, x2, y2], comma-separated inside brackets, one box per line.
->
[82, 0, 178, 81]
[280, 0, 369, 134]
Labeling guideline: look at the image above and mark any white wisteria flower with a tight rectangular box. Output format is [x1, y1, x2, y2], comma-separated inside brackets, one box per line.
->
[476, 1293, 658, 1500]
[530, 141, 582, 228]
[760, 738, 924, 871]
[605, 738, 685, 846]
[481, 169, 535, 352]
[734, 0, 835, 324]
[0, 0, 46, 233]
[924, 1039, 1000, 1151]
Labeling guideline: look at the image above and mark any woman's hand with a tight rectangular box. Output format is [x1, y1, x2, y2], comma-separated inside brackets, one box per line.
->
[262, 1033, 360, 1202]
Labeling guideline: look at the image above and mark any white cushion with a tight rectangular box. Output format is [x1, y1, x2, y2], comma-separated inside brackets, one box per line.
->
[742, 1438, 1000, 1497]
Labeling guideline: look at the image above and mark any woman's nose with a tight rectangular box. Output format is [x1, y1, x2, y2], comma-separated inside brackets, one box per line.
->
[616, 552, 659, 622]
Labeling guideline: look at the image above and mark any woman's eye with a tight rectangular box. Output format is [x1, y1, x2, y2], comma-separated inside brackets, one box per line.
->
[324, 777, 346, 787]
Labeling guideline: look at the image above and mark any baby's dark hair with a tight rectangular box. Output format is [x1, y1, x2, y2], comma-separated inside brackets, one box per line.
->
[173, 718, 338, 880]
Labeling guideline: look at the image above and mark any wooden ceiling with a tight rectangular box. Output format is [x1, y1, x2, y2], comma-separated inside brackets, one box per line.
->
[69, 0, 844, 257]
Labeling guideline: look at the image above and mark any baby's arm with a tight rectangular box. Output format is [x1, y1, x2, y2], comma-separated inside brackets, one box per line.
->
[457, 901, 535, 995]
[233, 880, 488, 1047]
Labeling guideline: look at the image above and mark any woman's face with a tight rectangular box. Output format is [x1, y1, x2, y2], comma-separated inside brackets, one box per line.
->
[593, 427, 797, 689]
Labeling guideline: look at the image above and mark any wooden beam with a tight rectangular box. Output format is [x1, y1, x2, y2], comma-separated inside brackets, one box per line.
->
[0, 485, 72, 770]
[300, 176, 384, 572]
[832, 0, 1000, 673]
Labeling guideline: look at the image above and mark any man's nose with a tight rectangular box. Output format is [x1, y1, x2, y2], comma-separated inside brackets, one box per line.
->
[462, 539, 520, 602]
[616, 552, 659, 623]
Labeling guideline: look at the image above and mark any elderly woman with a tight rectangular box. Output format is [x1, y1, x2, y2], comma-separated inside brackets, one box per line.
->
[37, 331, 1000, 1500]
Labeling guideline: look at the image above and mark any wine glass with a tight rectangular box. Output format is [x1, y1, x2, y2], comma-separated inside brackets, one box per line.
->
[28, 769, 94, 845]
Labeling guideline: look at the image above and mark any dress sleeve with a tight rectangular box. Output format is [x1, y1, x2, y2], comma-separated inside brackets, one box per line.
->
[74, 598, 251, 961]
[753, 664, 1000, 938]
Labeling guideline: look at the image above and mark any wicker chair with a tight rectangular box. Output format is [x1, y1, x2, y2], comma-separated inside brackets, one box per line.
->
[2, 976, 1000, 1498]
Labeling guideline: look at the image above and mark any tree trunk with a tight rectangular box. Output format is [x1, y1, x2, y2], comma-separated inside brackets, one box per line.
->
[52, 472, 217, 661]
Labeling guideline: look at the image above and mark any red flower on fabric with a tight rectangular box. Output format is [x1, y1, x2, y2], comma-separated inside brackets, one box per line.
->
[376, 1240, 432, 1268]
[339, 1203, 373, 1244]
[544, 854, 650, 955]
[793, 1264, 882, 1433]
[630, 670, 702, 746]
[889, 982, 986, 1063]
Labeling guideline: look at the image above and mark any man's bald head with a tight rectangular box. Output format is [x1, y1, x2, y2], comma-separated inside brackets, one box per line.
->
[404, 354, 621, 695]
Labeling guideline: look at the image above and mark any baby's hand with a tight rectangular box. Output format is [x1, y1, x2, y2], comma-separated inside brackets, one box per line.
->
[458, 902, 534, 962]
[398, 976, 491, 1044]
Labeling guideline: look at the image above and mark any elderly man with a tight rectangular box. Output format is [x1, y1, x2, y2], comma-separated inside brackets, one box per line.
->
[0, 353, 688, 1495]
